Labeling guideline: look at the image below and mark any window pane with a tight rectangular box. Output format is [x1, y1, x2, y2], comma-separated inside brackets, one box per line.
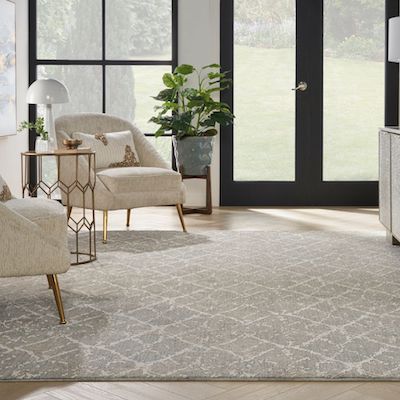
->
[38, 65, 102, 118]
[37, 0, 102, 60]
[146, 136, 172, 166]
[323, 0, 384, 181]
[234, 0, 296, 181]
[106, 0, 172, 60]
[106, 65, 170, 133]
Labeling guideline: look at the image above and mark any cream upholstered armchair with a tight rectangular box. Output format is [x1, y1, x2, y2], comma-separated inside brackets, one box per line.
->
[0, 180, 70, 324]
[55, 113, 186, 243]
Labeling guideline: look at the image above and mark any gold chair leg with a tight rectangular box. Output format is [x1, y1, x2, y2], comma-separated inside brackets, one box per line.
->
[47, 274, 66, 324]
[176, 204, 187, 232]
[103, 210, 108, 243]
[126, 209, 131, 227]
[67, 206, 73, 219]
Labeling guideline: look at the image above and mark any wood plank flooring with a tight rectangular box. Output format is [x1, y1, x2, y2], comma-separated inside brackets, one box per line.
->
[1, 206, 397, 400]
[2, 381, 400, 400]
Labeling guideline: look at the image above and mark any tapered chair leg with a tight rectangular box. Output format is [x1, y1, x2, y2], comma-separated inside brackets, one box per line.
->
[103, 210, 108, 243]
[176, 204, 187, 232]
[46, 275, 53, 289]
[126, 209, 131, 227]
[47, 274, 66, 324]
[67, 206, 73, 219]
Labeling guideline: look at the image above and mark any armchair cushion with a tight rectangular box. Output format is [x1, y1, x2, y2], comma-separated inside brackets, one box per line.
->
[72, 130, 140, 168]
[97, 167, 182, 194]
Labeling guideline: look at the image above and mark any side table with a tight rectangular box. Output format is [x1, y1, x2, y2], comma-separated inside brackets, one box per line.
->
[179, 166, 212, 215]
[21, 149, 96, 265]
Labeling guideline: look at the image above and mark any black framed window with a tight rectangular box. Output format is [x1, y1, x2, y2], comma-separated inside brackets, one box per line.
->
[29, 0, 177, 165]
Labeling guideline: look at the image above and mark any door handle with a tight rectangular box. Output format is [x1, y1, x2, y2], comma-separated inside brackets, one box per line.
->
[292, 81, 308, 92]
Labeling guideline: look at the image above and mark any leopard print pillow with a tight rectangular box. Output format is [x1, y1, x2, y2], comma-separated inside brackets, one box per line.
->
[109, 145, 140, 168]
[71, 130, 141, 169]
[0, 175, 12, 202]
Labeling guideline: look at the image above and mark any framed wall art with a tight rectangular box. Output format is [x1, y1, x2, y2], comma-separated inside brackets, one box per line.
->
[0, 0, 16, 137]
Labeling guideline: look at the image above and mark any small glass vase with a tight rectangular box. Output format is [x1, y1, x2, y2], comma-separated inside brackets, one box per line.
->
[35, 137, 49, 153]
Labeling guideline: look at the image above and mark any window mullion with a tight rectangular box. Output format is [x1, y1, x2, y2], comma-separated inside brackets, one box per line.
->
[102, 0, 106, 113]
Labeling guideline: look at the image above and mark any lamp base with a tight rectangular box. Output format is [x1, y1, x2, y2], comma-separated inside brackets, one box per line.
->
[45, 104, 56, 150]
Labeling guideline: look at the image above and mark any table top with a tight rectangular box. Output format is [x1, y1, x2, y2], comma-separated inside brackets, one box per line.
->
[22, 148, 95, 156]
[380, 127, 400, 135]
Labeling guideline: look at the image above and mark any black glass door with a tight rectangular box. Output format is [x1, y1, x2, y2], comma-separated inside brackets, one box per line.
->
[220, 0, 398, 206]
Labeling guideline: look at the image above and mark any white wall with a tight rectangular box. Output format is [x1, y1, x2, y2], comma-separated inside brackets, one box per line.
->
[179, 0, 221, 207]
[0, 0, 29, 195]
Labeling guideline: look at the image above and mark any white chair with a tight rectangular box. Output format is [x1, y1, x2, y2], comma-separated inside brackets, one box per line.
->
[55, 113, 186, 243]
[0, 181, 70, 324]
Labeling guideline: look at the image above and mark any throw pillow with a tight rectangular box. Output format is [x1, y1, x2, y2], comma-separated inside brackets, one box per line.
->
[72, 130, 141, 169]
[0, 175, 12, 202]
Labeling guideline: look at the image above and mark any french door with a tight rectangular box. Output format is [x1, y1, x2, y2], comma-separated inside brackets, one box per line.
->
[220, 0, 398, 206]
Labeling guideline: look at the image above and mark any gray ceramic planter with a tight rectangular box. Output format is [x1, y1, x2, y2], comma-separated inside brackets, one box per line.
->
[173, 136, 214, 176]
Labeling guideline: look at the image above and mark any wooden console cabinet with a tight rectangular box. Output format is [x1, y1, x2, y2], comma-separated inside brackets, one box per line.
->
[379, 127, 400, 244]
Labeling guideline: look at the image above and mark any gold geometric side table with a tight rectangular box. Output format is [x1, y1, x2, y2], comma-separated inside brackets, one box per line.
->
[21, 149, 96, 265]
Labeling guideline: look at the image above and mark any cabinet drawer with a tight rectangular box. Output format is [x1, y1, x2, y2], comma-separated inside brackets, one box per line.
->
[391, 134, 400, 239]
[379, 130, 391, 230]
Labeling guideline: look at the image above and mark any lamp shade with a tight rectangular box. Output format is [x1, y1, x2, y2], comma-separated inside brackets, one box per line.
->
[26, 79, 70, 104]
[389, 16, 400, 63]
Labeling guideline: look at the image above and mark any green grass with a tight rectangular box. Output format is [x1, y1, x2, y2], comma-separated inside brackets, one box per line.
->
[233, 45, 384, 181]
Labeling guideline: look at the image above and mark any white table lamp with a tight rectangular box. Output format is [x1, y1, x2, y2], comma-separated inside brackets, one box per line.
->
[26, 79, 70, 149]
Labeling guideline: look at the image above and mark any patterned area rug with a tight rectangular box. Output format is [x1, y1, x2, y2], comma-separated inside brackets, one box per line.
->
[1, 230, 400, 381]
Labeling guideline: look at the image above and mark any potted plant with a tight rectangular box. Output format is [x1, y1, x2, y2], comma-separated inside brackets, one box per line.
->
[150, 64, 234, 175]
[18, 117, 49, 152]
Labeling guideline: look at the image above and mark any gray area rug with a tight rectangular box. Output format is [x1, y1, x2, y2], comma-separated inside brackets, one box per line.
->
[1, 230, 400, 381]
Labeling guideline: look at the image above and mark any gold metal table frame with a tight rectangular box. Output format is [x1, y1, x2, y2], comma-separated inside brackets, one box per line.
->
[21, 150, 96, 265]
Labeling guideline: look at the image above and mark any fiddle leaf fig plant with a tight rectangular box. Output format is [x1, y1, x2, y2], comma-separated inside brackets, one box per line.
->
[18, 117, 48, 140]
[149, 63, 234, 140]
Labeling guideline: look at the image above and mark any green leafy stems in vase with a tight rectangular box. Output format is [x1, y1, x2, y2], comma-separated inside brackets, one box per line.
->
[149, 63, 235, 139]
[18, 117, 48, 141]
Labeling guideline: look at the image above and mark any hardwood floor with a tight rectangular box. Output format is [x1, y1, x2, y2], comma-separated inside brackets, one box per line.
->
[92, 205, 383, 234]
[3, 381, 400, 400]
[2, 206, 397, 400]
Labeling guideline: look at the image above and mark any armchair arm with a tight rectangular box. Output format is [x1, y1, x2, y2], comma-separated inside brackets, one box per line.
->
[130, 126, 170, 169]
[0, 202, 70, 277]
